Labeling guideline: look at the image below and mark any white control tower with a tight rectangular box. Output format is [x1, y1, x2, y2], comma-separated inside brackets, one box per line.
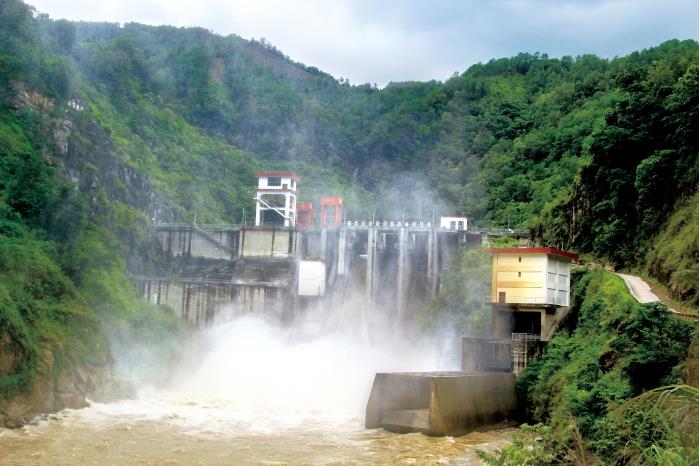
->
[254, 172, 299, 227]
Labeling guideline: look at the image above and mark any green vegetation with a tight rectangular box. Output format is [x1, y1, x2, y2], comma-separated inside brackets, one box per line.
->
[647, 191, 699, 305]
[54, 17, 698, 299]
[0, 0, 186, 402]
[481, 269, 697, 465]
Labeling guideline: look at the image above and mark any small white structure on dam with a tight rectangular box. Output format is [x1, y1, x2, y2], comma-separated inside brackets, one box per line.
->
[439, 216, 467, 230]
[297, 260, 326, 296]
[254, 172, 299, 227]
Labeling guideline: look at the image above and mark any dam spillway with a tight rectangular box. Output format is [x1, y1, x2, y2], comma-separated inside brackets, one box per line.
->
[131, 220, 535, 437]
[134, 222, 526, 326]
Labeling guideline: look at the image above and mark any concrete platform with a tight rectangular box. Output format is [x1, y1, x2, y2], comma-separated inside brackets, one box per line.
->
[365, 371, 516, 436]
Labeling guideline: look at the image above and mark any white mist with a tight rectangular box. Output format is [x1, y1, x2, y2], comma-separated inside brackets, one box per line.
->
[168, 313, 451, 425]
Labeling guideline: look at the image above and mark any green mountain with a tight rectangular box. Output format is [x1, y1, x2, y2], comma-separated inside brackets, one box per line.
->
[67, 13, 699, 303]
[0, 0, 697, 426]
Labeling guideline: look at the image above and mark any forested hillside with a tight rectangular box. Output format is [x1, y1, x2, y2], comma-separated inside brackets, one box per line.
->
[51, 10, 699, 301]
[0, 0, 697, 424]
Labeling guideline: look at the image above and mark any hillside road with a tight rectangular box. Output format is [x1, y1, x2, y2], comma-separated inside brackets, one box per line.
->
[616, 272, 698, 320]
[616, 273, 661, 304]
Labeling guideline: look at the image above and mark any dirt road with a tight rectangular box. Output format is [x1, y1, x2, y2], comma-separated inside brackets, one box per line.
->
[616, 272, 698, 320]
[616, 273, 661, 303]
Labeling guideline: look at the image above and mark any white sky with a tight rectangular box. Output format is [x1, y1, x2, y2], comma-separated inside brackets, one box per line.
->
[28, 0, 699, 86]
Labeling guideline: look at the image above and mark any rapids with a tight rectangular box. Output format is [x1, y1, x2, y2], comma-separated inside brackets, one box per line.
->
[0, 316, 512, 465]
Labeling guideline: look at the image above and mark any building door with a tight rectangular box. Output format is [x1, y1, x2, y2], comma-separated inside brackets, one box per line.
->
[498, 291, 506, 304]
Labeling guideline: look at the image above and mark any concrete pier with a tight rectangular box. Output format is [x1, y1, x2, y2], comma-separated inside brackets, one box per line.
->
[365, 372, 516, 436]
[365, 226, 377, 303]
[396, 227, 408, 325]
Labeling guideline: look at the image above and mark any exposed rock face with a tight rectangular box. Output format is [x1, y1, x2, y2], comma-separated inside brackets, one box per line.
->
[53, 118, 72, 155]
[58, 111, 179, 223]
[55, 106, 182, 275]
[0, 343, 135, 428]
[0, 87, 175, 427]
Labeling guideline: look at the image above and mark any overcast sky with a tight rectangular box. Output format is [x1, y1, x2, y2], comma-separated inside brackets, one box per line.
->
[29, 0, 699, 86]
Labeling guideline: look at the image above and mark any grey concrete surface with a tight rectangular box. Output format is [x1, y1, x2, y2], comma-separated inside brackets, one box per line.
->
[616, 273, 661, 304]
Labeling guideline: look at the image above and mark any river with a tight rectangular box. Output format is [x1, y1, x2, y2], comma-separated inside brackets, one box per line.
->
[0, 316, 512, 465]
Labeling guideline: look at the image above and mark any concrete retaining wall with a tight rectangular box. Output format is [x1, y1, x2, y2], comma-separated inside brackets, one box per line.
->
[366, 371, 516, 436]
[135, 279, 290, 325]
[156, 226, 237, 260]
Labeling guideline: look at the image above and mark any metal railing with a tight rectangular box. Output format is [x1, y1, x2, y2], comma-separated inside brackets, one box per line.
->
[491, 296, 562, 306]
[154, 222, 238, 230]
[341, 220, 529, 236]
[511, 333, 541, 375]
[512, 333, 541, 341]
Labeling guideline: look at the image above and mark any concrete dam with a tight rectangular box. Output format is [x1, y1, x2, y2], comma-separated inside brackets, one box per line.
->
[133, 221, 513, 326]
[132, 172, 577, 437]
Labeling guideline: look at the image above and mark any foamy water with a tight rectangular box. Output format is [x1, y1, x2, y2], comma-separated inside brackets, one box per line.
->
[0, 316, 512, 465]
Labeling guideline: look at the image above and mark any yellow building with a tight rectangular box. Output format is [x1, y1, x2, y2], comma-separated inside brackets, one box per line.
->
[487, 247, 578, 341]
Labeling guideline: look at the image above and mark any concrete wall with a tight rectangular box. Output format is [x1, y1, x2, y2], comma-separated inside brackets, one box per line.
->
[365, 372, 516, 436]
[546, 256, 571, 306]
[461, 337, 512, 372]
[156, 226, 237, 260]
[239, 228, 297, 257]
[135, 278, 290, 326]
[146, 223, 523, 328]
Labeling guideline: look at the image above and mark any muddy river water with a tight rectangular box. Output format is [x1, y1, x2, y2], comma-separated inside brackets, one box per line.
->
[0, 397, 512, 465]
[0, 316, 512, 465]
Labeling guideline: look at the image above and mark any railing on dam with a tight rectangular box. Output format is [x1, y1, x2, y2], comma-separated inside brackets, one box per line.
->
[154, 223, 240, 230]
[153, 221, 529, 238]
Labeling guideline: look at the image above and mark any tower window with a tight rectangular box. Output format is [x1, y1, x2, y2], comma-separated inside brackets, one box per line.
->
[268, 176, 281, 186]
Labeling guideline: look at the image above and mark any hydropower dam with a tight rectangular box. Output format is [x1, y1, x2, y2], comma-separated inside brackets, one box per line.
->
[125, 172, 583, 437]
[0, 174, 580, 463]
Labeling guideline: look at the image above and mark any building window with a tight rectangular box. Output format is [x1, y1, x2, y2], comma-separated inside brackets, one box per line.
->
[518, 272, 521, 277]
[458, 221, 464, 230]
[518, 256, 522, 262]
[268, 176, 281, 187]
[450, 221, 456, 230]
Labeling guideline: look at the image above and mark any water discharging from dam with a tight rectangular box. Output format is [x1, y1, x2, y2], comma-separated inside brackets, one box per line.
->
[0, 314, 512, 464]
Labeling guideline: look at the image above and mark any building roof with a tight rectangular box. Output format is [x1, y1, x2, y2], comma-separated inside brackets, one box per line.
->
[255, 171, 301, 181]
[486, 247, 579, 260]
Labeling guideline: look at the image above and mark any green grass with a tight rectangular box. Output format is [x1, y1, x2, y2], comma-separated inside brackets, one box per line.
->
[647, 191, 699, 306]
